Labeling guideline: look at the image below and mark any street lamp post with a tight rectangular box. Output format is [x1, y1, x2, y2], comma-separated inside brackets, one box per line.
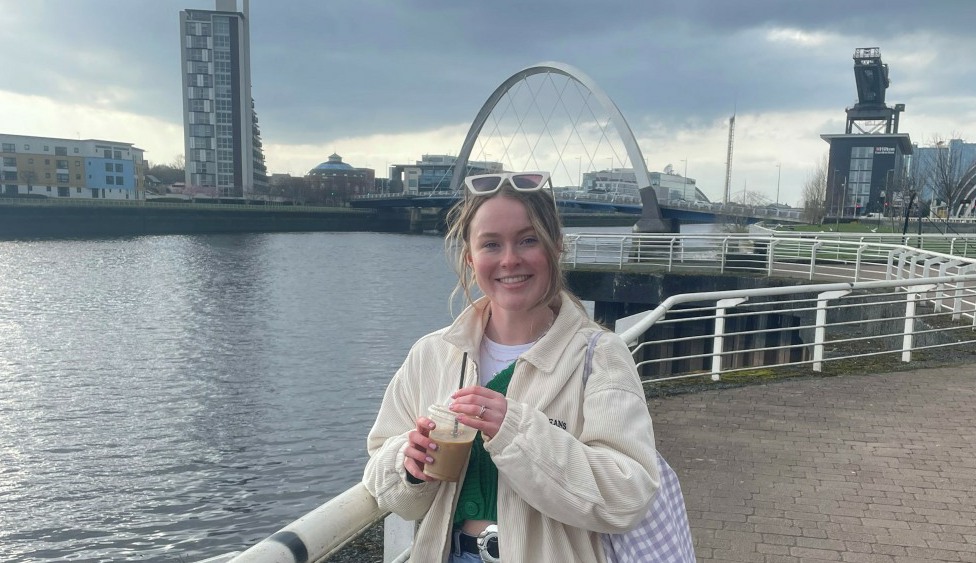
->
[680, 158, 689, 201]
[775, 163, 781, 205]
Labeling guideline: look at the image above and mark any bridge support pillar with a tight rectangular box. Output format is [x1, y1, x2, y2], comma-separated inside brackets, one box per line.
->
[408, 208, 424, 234]
[634, 186, 672, 233]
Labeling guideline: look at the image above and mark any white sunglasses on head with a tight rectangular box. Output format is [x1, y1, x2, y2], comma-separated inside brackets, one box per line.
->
[463, 171, 552, 195]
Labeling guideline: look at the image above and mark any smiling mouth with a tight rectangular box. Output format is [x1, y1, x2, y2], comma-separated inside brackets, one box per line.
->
[497, 275, 530, 284]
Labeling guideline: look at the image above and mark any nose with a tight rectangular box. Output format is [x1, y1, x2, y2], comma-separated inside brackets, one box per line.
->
[499, 244, 521, 268]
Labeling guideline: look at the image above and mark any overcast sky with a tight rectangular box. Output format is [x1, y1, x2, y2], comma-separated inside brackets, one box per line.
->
[1, 0, 974, 204]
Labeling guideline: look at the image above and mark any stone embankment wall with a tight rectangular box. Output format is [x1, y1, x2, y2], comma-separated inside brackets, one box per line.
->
[0, 201, 409, 238]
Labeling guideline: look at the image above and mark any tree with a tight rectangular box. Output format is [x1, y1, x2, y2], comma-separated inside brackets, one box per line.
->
[271, 175, 310, 204]
[801, 154, 828, 224]
[929, 137, 976, 220]
[146, 155, 186, 186]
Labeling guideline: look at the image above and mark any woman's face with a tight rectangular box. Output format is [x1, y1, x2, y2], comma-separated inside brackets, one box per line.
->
[467, 195, 552, 315]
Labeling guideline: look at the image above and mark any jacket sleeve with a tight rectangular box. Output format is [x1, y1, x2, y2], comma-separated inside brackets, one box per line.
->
[482, 333, 660, 533]
[362, 356, 440, 521]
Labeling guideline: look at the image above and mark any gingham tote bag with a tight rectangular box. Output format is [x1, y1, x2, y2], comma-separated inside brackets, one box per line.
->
[583, 331, 696, 563]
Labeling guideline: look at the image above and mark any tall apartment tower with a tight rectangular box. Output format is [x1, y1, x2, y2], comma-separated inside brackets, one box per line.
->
[179, 0, 267, 198]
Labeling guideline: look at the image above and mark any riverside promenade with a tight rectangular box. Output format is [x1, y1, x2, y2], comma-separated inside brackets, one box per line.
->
[652, 365, 976, 563]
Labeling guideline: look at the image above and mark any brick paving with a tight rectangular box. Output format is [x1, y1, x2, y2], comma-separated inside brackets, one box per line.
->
[650, 366, 976, 563]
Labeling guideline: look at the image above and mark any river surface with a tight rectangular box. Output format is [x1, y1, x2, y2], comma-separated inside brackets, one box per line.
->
[3, 225, 685, 562]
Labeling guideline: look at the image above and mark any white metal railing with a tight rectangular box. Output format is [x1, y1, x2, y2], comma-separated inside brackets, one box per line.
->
[664, 199, 805, 221]
[201, 232, 976, 563]
[615, 274, 976, 383]
[560, 233, 976, 273]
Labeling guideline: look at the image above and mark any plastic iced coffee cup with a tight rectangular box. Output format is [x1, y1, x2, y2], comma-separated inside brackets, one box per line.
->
[423, 404, 477, 482]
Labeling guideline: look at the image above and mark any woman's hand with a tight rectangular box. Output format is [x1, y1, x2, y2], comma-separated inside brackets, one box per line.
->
[451, 386, 508, 440]
[403, 416, 439, 482]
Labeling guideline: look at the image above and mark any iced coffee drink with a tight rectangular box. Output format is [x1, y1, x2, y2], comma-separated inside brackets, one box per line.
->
[424, 404, 477, 482]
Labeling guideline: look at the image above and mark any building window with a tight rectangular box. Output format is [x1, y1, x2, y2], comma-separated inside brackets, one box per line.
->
[44, 145, 49, 151]
[2, 143, 15, 152]
[57, 174, 69, 184]
[55, 146, 67, 156]
[106, 176, 115, 185]
[115, 164, 123, 173]
[114, 150, 122, 159]
[2, 157, 15, 166]
[115, 176, 123, 185]
[76, 174, 81, 180]
[76, 187, 82, 193]
[56, 160, 68, 169]
[24, 144, 30, 150]
[74, 147, 79, 153]
[45, 172, 51, 179]
[105, 163, 113, 171]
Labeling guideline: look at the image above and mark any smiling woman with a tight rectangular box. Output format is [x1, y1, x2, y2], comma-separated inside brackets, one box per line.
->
[362, 173, 660, 562]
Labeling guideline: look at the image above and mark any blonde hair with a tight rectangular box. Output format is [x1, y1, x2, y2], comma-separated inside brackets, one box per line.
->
[444, 182, 583, 313]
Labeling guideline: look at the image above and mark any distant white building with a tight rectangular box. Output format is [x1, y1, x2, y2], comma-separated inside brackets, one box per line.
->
[389, 154, 502, 195]
[1, 134, 146, 199]
[581, 167, 706, 203]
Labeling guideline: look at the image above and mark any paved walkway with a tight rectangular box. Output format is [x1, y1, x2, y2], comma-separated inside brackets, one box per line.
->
[650, 366, 976, 563]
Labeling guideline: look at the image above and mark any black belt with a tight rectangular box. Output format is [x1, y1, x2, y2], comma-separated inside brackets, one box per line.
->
[456, 529, 499, 559]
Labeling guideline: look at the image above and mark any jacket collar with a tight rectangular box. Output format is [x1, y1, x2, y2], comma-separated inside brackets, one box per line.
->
[442, 292, 588, 375]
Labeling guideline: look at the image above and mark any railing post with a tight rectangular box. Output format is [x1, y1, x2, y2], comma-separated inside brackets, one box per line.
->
[720, 237, 730, 273]
[711, 297, 747, 381]
[954, 265, 976, 321]
[813, 289, 852, 372]
[384, 514, 414, 562]
[922, 256, 941, 280]
[885, 249, 898, 281]
[618, 237, 626, 269]
[902, 284, 936, 362]
[936, 260, 961, 313]
[809, 241, 823, 280]
[668, 237, 677, 271]
[767, 239, 778, 277]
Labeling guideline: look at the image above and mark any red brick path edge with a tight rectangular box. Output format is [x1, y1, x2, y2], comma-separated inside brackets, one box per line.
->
[650, 366, 976, 563]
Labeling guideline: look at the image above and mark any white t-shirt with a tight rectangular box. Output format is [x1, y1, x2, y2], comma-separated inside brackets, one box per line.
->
[479, 336, 534, 386]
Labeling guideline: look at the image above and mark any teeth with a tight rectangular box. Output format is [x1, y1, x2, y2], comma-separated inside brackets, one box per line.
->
[498, 275, 529, 283]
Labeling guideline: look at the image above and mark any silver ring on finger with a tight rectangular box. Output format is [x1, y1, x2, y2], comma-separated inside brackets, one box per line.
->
[478, 404, 488, 417]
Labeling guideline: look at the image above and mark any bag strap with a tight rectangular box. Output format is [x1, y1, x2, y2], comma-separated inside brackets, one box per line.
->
[582, 330, 604, 388]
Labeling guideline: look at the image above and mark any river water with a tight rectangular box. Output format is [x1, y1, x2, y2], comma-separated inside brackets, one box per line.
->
[2, 226, 657, 562]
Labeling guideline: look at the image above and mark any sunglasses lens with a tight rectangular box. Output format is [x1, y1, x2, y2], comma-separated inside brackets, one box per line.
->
[469, 176, 502, 193]
[511, 174, 544, 190]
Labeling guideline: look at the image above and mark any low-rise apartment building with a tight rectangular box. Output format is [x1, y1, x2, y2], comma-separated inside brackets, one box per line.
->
[0, 134, 146, 200]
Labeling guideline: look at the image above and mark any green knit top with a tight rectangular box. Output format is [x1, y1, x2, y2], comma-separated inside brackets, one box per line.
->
[452, 361, 516, 524]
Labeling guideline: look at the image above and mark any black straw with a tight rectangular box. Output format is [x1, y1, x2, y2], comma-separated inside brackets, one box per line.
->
[454, 352, 467, 437]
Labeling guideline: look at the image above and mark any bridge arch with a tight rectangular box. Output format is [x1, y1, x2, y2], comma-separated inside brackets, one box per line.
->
[959, 163, 976, 217]
[449, 62, 660, 225]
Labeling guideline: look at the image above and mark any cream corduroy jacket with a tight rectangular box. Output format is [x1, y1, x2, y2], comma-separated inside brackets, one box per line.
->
[363, 292, 660, 562]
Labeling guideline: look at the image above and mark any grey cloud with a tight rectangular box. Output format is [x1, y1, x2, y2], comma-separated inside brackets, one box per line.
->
[1, 0, 974, 149]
